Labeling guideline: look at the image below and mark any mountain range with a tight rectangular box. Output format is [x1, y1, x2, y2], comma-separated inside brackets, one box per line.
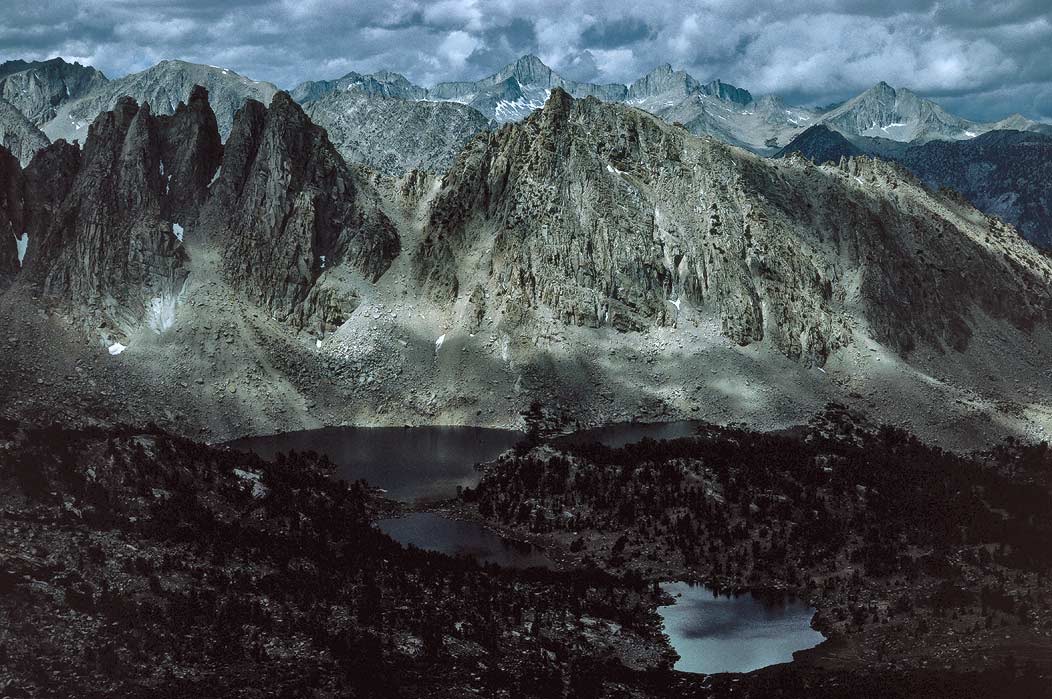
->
[4, 55, 1050, 252]
[1, 84, 1050, 450]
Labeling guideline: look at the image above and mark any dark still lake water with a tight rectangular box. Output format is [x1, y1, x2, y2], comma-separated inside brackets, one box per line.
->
[227, 426, 524, 502]
[375, 512, 553, 569]
[657, 582, 824, 674]
[554, 420, 703, 448]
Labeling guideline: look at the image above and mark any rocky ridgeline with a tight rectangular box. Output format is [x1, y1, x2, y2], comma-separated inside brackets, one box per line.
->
[22, 90, 220, 340]
[203, 92, 399, 329]
[41, 60, 279, 145]
[778, 126, 1052, 249]
[419, 89, 1052, 363]
[0, 98, 49, 167]
[303, 90, 493, 176]
[0, 86, 398, 342]
[0, 57, 108, 125]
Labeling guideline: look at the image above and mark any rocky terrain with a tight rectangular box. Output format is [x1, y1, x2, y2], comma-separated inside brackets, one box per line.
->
[0, 146, 24, 287]
[428, 54, 629, 123]
[303, 90, 492, 176]
[291, 69, 428, 103]
[21, 87, 221, 344]
[778, 126, 1052, 248]
[818, 82, 983, 143]
[5, 53, 1047, 181]
[420, 90, 1051, 361]
[0, 86, 1051, 451]
[0, 58, 108, 125]
[41, 60, 278, 145]
[0, 97, 49, 167]
[202, 91, 400, 328]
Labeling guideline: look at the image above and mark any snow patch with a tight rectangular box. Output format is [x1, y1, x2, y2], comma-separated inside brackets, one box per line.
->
[435, 334, 445, 353]
[108, 343, 127, 355]
[15, 231, 28, 266]
[209, 168, 221, 186]
[320, 254, 326, 269]
[172, 223, 184, 242]
[147, 294, 178, 334]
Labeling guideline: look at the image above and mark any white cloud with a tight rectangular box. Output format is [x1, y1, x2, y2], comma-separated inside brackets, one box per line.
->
[0, 0, 1048, 121]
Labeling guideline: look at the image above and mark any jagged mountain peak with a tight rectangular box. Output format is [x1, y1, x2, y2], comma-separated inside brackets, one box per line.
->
[818, 80, 976, 142]
[0, 57, 108, 128]
[19, 85, 226, 340]
[41, 60, 278, 145]
[429, 54, 627, 122]
[627, 64, 700, 102]
[420, 90, 1052, 364]
[497, 53, 556, 85]
[204, 86, 399, 327]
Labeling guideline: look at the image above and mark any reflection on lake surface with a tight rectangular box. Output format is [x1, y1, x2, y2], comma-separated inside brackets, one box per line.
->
[657, 582, 824, 674]
[227, 426, 523, 502]
[376, 512, 554, 569]
[554, 421, 703, 449]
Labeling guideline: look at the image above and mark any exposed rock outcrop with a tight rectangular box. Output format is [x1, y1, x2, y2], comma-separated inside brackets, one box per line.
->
[0, 98, 50, 166]
[303, 90, 491, 176]
[0, 146, 24, 287]
[291, 70, 427, 104]
[20, 139, 81, 268]
[779, 126, 1052, 249]
[156, 85, 223, 225]
[0, 57, 108, 125]
[26, 88, 223, 340]
[205, 92, 400, 328]
[41, 60, 278, 144]
[418, 89, 1052, 363]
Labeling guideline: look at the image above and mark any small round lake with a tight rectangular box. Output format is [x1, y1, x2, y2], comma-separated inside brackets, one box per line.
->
[376, 512, 554, 569]
[657, 582, 824, 675]
[227, 426, 524, 502]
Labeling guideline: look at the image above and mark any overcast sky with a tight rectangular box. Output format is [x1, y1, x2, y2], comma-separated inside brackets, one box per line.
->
[1, 0, 1050, 121]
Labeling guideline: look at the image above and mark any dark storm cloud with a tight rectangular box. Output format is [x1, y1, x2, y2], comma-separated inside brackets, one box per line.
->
[580, 18, 653, 49]
[0, 0, 1049, 121]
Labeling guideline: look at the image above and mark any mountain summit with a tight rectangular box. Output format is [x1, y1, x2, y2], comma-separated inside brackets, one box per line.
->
[816, 81, 980, 142]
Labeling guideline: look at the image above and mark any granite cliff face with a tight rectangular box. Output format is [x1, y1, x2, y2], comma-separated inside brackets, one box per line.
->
[2, 83, 1052, 446]
[622, 65, 815, 154]
[19, 139, 81, 269]
[0, 146, 24, 287]
[0, 98, 50, 166]
[0, 57, 108, 125]
[303, 90, 491, 176]
[204, 92, 400, 328]
[3, 85, 401, 344]
[418, 90, 1052, 362]
[24, 89, 223, 340]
